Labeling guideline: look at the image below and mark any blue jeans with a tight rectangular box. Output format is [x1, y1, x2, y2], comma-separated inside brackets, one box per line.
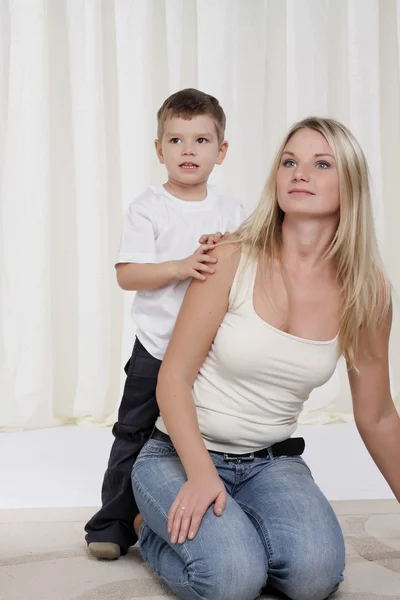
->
[132, 438, 345, 600]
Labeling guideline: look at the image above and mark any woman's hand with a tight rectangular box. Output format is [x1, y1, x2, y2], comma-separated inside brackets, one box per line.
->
[168, 469, 226, 545]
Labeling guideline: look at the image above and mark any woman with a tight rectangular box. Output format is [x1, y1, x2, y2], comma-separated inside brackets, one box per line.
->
[131, 117, 400, 600]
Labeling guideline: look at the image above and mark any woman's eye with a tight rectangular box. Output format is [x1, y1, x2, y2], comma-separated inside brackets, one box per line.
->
[170, 138, 181, 144]
[283, 159, 296, 167]
[197, 138, 208, 144]
[316, 161, 330, 169]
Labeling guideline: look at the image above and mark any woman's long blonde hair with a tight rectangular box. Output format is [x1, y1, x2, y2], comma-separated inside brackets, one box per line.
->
[235, 117, 391, 366]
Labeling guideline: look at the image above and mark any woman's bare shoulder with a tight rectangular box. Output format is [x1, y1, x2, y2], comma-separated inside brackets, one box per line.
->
[208, 239, 243, 267]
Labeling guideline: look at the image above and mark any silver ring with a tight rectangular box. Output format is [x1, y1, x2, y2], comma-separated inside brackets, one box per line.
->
[180, 505, 186, 511]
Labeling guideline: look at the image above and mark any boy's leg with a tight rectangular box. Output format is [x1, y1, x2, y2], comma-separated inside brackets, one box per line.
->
[84, 338, 161, 555]
[132, 439, 267, 600]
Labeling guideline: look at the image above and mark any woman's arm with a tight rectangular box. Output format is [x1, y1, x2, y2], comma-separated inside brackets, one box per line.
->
[348, 305, 400, 502]
[156, 242, 241, 542]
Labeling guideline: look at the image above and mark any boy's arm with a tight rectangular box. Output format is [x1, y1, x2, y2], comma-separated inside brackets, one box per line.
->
[116, 261, 178, 291]
[116, 200, 217, 291]
[116, 248, 217, 291]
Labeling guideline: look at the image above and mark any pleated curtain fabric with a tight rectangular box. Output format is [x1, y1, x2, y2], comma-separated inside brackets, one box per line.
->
[0, 0, 400, 429]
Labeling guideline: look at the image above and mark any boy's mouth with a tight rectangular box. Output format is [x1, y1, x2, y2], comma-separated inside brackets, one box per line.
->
[179, 162, 199, 170]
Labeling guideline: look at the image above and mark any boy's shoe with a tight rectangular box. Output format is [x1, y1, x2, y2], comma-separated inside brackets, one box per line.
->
[88, 542, 121, 560]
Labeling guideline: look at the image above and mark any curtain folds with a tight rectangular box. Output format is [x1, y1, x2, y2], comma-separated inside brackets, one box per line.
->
[1, 0, 399, 430]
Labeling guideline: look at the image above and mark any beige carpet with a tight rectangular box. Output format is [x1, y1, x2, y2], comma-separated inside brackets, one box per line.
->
[0, 501, 399, 600]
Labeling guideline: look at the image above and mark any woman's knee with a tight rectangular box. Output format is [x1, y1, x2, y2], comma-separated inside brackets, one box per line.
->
[287, 572, 343, 600]
[277, 544, 345, 600]
[188, 543, 267, 600]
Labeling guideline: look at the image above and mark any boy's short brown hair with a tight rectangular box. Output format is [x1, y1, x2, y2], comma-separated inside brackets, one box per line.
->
[157, 88, 226, 143]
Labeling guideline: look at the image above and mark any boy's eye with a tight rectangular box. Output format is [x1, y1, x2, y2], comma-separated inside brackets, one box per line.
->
[283, 159, 296, 168]
[197, 138, 208, 144]
[170, 138, 181, 144]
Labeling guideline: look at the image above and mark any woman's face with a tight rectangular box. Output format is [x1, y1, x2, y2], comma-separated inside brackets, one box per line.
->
[276, 128, 340, 219]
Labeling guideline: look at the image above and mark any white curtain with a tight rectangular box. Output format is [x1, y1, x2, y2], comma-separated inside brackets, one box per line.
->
[1, 0, 400, 430]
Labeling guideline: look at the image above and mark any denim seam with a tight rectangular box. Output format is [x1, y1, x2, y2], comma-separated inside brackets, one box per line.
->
[139, 524, 192, 590]
[239, 503, 276, 569]
[132, 474, 193, 568]
[160, 576, 191, 589]
[136, 448, 175, 457]
[262, 455, 313, 478]
[136, 439, 177, 458]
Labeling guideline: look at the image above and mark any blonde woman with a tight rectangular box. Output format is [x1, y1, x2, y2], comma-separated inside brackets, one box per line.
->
[131, 117, 400, 600]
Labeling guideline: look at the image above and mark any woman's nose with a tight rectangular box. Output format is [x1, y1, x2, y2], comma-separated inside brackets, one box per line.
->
[292, 167, 310, 182]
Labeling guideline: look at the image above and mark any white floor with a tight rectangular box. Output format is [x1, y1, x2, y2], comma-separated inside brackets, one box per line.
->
[0, 424, 394, 509]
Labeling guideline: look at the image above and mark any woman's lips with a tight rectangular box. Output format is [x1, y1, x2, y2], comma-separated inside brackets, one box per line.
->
[288, 189, 315, 196]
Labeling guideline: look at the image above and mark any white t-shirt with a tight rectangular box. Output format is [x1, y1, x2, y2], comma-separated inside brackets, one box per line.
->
[116, 184, 246, 359]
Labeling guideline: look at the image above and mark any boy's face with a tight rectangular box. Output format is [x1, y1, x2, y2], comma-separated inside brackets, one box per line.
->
[155, 115, 228, 186]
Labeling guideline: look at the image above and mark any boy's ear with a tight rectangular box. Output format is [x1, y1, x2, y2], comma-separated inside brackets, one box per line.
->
[216, 140, 229, 165]
[154, 139, 164, 164]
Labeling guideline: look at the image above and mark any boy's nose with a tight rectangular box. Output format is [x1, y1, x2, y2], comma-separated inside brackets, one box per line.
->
[182, 145, 196, 156]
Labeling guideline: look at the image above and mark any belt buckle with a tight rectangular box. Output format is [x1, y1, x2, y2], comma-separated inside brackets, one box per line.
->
[223, 453, 254, 464]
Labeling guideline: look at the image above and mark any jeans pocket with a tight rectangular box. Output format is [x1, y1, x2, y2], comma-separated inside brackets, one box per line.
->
[127, 354, 161, 379]
[274, 455, 314, 477]
[138, 438, 178, 459]
[209, 452, 229, 467]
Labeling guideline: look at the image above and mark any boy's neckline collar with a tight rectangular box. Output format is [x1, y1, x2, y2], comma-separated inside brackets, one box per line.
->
[153, 184, 217, 210]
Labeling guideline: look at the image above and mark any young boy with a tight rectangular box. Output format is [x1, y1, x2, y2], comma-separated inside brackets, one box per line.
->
[85, 88, 245, 560]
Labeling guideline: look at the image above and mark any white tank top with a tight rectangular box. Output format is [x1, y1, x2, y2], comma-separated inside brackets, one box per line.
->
[156, 252, 339, 454]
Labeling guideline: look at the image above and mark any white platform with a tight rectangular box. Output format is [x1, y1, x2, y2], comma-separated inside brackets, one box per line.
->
[0, 424, 394, 509]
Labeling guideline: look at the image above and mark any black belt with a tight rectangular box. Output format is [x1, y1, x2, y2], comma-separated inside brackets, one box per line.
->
[151, 428, 305, 464]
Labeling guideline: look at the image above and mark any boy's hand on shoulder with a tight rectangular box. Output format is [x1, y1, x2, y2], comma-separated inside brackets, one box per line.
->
[171, 233, 232, 283]
[173, 245, 217, 282]
[198, 231, 229, 246]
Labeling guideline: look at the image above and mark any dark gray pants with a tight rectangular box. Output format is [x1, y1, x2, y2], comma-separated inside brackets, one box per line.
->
[84, 337, 161, 551]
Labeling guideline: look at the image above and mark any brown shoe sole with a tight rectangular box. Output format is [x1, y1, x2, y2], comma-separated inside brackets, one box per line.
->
[88, 542, 121, 560]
